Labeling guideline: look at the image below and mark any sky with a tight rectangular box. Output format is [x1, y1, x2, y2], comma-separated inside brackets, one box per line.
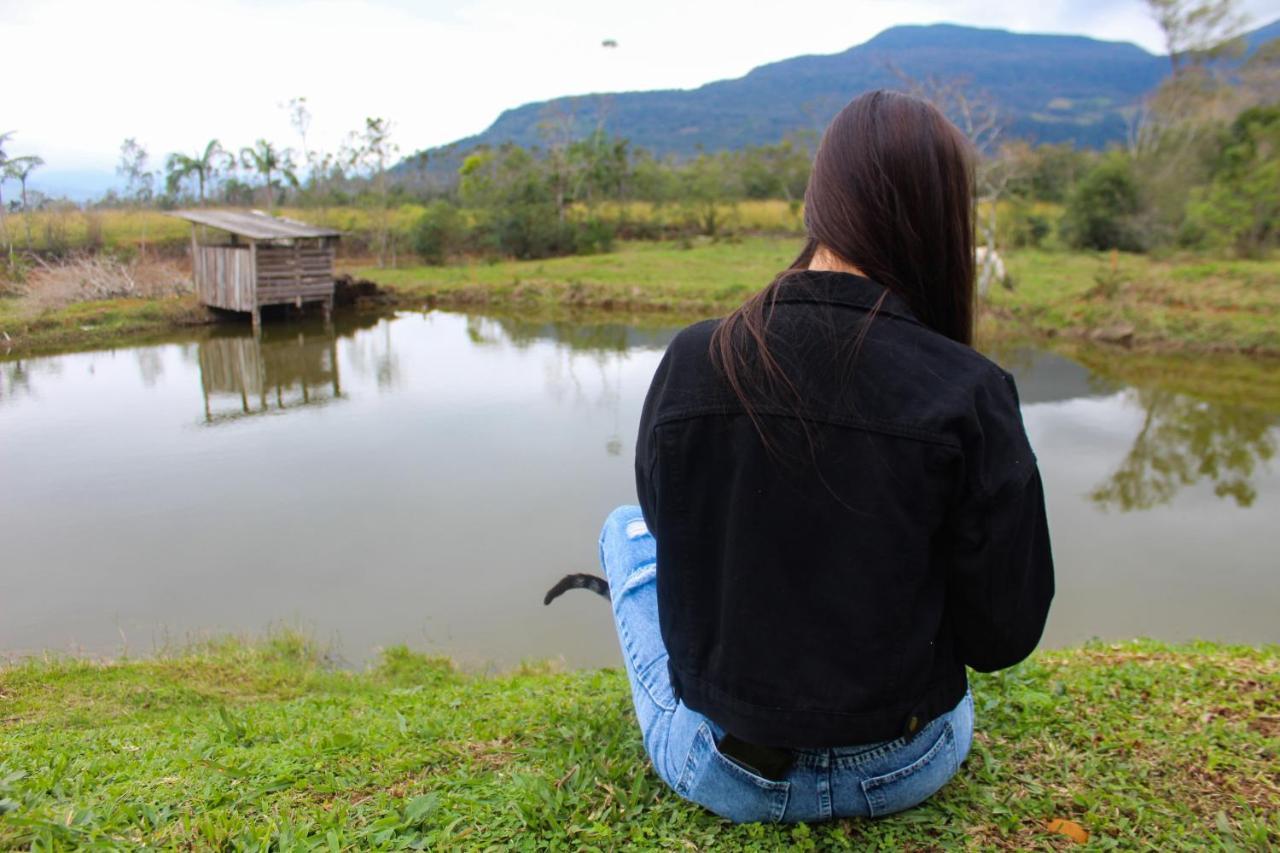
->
[4, 0, 1278, 194]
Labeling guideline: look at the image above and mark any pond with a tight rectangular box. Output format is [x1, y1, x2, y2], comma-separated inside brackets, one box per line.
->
[2, 311, 1277, 668]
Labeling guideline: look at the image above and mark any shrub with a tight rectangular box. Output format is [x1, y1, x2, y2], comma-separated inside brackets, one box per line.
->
[573, 217, 616, 255]
[1182, 105, 1280, 258]
[1061, 152, 1145, 252]
[410, 201, 462, 265]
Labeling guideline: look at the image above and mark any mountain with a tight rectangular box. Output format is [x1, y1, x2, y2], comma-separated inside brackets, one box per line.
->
[1245, 17, 1280, 52]
[408, 19, 1280, 173]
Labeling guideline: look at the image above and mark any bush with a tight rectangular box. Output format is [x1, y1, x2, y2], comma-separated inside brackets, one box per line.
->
[1004, 205, 1052, 248]
[1182, 105, 1280, 258]
[572, 217, 616, 255]
[1061, 152, 1145, 252]
[410, 201, 462, 265]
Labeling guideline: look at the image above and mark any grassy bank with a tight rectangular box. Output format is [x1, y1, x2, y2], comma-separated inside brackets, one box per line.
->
[1, 638, 1276, 849]
[357, 239, 1280, 354]
[3, 237, 1277, 357]
[0, 293, 215, 358]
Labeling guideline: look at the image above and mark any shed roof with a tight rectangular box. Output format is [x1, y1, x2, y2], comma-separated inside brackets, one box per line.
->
[169, 209, 341, 240]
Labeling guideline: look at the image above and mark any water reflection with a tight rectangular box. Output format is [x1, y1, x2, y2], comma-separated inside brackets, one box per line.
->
[0, 357, 61, 404]
[1090, 387, 1277, 511]
[2, 312, 1278, 663]
[197, 329, 342, 424]
[468, 314, 677, 354]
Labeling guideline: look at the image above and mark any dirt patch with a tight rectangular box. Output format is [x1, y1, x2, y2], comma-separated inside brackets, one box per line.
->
[20, 254, 191, 312]
[457, 736, 520, 771]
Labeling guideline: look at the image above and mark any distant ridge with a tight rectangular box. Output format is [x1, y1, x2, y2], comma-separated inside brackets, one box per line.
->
[407, 19, 1280, 173]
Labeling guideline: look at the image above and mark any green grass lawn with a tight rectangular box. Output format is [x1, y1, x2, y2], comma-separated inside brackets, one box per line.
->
[356, 237, 804, 315]
[1, 637, 1276, 849]
[355, 240, 1280, 354]
[4, 238, 1278, 357]
[991, 250, 1280, 353]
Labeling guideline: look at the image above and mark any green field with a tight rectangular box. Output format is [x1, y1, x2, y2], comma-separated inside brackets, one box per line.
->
[1, 637, 1276, 849]
[2, 236, 1278, 357]
[355, 239, 1280, 353]
[0, 201, 807, 256]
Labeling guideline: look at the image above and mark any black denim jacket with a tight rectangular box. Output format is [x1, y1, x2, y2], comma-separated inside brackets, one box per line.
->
[635, 270, 1054, 749]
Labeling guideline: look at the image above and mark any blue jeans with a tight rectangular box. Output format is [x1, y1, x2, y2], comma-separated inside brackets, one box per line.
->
[599, 505, 974, 823]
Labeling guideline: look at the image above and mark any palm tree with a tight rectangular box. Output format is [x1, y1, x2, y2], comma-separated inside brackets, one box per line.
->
[4, 156, 44, 247]
[239, 140, 297, 210]
[165, 139, 225, 204]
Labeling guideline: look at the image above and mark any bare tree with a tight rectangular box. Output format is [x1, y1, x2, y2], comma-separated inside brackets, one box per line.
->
[887, 64, 1013, 296]
[286, 97, 312, 165]
[537, 100, 581, 224]
[1145, 0, 1250, 76]
[285, 96, 314, 195]
[349, 117, 399, 267]
[117, 138, 155, 203]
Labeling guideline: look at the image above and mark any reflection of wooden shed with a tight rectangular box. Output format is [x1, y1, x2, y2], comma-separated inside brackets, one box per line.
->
[197, 331, 341, 423]
[170, 209, 341, 328]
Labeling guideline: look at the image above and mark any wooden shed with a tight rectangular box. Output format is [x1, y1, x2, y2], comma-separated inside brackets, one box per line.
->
[170, 209, 341, 328]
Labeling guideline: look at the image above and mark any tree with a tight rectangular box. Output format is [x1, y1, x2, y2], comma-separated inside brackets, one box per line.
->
[1144, 0, 1249, 76]
[239, 140, 297, 210]
[117, 138, 155, 203]
[677, 151, 742, 237]
[164, 139, 226, 204]
[1184, 105, 1280, 256]
[4, 155, 44, 247]
[889, 66, 1013, 295]
[458, 144, 577, 259]
[1061, 152, 1144, 252]
[410, 200, 461, 265]
[286, 97, 312, 168]
[349, 117, 398, 267]
[0, 130, 14, 263]
[1127, 0, 1265, 243]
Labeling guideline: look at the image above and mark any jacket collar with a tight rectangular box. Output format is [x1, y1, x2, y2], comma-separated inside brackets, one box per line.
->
[770, 269, 923, 326]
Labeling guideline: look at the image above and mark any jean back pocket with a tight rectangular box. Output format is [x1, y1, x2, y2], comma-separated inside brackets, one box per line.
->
[677, 722, 791, 823]
[860, 720, 959, 818]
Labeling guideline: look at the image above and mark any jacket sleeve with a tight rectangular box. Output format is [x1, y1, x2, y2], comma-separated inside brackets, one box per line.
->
[947, 370, 1055, 673]
[634, 347, 673, 533]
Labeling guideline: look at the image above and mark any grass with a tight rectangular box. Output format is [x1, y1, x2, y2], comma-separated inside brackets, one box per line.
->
[0, 636, 1276, 849]
[356, 239, 1280, 354]
[0, 201, 807, 255]
[990, 250, 1280, 353]
[357, 237, 801, 314]
[3, 236, 1278, 357]
[0, 293, 215, 358]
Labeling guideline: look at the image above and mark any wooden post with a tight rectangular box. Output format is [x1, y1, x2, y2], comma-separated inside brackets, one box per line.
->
[249, 239, 258, 325]
[190, 226, 199, 302]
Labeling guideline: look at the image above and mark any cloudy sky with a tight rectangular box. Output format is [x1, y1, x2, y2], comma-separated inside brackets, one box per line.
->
[4, 0, 1278, 188]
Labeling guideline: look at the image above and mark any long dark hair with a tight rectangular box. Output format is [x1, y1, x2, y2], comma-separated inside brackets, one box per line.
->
[711, 90, 976, 418]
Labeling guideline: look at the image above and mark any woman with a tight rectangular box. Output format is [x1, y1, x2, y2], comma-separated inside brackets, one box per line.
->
[598, 90, 1055, 823]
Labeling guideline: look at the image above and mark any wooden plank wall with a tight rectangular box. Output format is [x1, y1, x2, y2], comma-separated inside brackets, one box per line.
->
[255, 243, 335, 307]
[194, 246, 254, 312]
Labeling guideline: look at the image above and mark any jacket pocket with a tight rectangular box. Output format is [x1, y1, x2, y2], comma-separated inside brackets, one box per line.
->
[676, 722, 790, 823]
[861, 720, 959, 818]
